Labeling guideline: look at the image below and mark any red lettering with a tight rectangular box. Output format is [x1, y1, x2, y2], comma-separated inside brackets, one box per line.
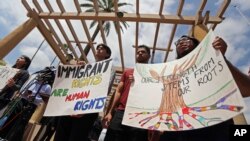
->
[65, 90, 90, 102]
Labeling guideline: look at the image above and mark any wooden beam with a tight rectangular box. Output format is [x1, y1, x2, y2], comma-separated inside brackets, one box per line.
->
[74, 0, 97, 61]
[135, 0, 139, 63]
[210, 0, 231, 29]
[164, 0, 184, 62]
[151, 0, 165, 63]
[193, 24, 209, 41]
[44, 0, 79, 60]
[189, 0, 207, 36]
[114, 0, 125, 71]
[57, 0, 88, 62]
[33, 0, 68, 56]
[69, 40, 96, 44]
[38, 12, 223, 24]
[0, 18, 37, 59]
[135, 22, 139, 63]
[136, 0, 139, 14]
[30, 10, 67, 64]
[93, 0, 107, 45]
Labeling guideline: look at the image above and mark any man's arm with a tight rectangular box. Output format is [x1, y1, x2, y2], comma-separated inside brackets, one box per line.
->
[213, 36, 250, 97]
[226, 60, 250, 97]
[107, 82, 123, 114]
[102, 81, 124, 128]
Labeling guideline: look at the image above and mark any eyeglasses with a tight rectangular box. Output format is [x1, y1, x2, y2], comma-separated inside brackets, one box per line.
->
[174, 37, 192, 46]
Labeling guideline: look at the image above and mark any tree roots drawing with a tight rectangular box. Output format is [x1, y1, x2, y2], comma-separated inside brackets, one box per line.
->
[129, 48, 243, 130]
[129, 88, 243, 130]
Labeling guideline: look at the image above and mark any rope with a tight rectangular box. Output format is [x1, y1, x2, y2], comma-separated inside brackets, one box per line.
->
[233, 5, 250, 26]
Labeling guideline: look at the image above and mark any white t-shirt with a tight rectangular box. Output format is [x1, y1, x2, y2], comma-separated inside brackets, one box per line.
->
[22, 80, 52, 105]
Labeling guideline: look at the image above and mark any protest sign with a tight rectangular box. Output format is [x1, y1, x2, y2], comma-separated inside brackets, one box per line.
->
[123, 31, 246, 131]
[44, 59, 112, 116]
[0, 66, 18, 91]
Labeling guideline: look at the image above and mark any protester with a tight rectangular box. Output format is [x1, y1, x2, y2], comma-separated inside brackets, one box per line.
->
[0, 55, 32, 140]
[21, 67, 55, 140]
[54, 43, 113, 141]
[33, 58, 74, 141]
[103, 45, 151, 141]
[157, 35, 250, 141]
[0, 66, 51, 141]
[0, 55, 31, 110]
[22, 67, 54, 106]
[0, 67, 54, 141]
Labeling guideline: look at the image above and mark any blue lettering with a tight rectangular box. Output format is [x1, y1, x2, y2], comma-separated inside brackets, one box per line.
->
[74, 101, 82, 110]
[82, 100, 90, 110]
[89, 99, 96, 109]
[73, 97, 106, 111]
[96, 97, 106, 109]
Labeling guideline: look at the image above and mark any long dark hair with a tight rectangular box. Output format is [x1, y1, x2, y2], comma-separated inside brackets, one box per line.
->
[12, 55, 31, 70]
[176, 35, 200, 59]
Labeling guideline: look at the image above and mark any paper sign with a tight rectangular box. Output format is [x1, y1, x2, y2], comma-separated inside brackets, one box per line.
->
[122, 30, 246, 131]
[44, 59, 113, 116]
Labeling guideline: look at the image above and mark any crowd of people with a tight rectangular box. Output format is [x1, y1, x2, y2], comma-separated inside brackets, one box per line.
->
[0, 35, 250, 141]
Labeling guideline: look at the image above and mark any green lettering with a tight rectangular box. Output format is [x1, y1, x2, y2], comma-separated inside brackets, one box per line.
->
[52, 88, 69, 97]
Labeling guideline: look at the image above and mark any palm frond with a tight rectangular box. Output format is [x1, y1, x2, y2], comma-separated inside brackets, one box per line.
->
[90, 21, 98, 29]
[119, 23, 124, 33]
[107, 0, 112, 6]
[101, 0, 108, 8]
[108, 0, 114, 10]
[120, 21, 129, 29]
[104, 22, 111, 36]
[97, 0, 106, 10]
[85, 9, 95, 12]
[112, 21, 119, 34]
[80, 0, 131, 42]
[80, 3, 94, 8]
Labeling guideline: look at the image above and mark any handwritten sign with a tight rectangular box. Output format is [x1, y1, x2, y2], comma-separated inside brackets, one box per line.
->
[122, 30, 246, 131]
[0, 66, 18, 91]
[44, 59, 113, 116]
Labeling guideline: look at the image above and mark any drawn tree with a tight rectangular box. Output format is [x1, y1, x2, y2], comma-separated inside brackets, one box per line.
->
[129, 48, 243, 130]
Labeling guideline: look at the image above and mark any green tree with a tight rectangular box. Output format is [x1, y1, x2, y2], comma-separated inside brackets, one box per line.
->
[80, 0, 132, 56]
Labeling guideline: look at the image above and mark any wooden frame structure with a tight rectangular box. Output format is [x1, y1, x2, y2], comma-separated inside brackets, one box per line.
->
[0, 0, 247, 125]
[0, 0, 231, 71]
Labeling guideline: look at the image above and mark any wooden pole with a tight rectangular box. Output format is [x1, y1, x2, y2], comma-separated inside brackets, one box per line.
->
[0, 18, 37, 59]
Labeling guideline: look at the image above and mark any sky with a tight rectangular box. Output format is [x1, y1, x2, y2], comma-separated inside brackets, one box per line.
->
[0, 0, 250, 123]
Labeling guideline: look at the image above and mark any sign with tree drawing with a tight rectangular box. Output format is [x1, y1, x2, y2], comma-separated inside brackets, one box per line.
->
[122, 31, 246, 131]
[44, 59, 113, 116]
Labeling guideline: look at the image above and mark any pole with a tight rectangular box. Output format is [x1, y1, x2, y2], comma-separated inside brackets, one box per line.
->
[31, 39, 46, 62]
[233, 5, 250, 26]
